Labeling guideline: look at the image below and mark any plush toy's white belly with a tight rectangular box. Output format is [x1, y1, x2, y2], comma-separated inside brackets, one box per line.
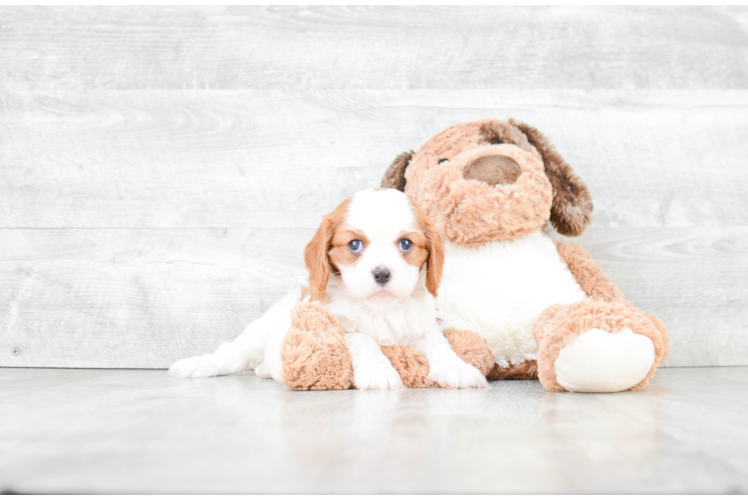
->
[437, 232, 587, 366]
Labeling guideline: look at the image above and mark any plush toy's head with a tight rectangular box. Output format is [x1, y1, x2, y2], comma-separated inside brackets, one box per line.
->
[382, 119, 593, 246]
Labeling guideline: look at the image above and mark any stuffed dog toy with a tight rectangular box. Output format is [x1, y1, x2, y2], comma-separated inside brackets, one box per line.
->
[381, 119, 670, 392]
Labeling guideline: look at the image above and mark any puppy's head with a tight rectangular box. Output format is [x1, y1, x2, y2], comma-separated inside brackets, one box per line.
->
[304, 188, 444, 302]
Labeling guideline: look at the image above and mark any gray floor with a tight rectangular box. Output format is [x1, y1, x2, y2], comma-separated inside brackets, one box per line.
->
[1, 367, 747, 494]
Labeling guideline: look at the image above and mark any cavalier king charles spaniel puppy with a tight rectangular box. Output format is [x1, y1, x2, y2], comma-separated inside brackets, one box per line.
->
[170, 188, 488, 390]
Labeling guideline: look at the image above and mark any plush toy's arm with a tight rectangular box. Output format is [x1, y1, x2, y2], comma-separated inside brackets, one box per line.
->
[381, 329, 496, 388]
[282, 305, 499, 391]
[554, 240, 671, 362]
[281, 303, 356, 390]
[554, 240, 625, 303]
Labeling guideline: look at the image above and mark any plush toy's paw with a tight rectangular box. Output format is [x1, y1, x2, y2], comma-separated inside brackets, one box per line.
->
[380, 344, 438, 388]
[281, 303, 355, 391]
[428, 361, 489, 389]
[554, 327, 654, 393]
[442, 328, 496, 377]
[169, 343, 249, 378]
[354, 361, 405, 391]
[534, 300, 666, 393]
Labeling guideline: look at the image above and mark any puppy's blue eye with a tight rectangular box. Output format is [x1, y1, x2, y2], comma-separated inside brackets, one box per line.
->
[438, 158, 449, 164]
[491, 141, 501, 146]
[348, 240, 363, 253]
[399, 239, 413, 252]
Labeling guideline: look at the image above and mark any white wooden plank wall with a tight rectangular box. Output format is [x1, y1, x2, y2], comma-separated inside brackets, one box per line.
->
[1, 7, 747, 369]
[2, 6, 747, 90]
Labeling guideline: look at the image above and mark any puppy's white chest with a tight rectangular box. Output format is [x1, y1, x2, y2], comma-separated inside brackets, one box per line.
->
[323, 278, 438, 347]
[436, 232, 587, 365]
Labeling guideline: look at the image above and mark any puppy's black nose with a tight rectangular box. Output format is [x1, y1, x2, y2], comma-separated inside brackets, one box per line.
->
[373, 268, 391, 285]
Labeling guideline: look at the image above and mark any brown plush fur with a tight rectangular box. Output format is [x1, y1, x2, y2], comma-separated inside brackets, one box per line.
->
[554, 240, 625, 302]
[380, 345, 439, 388]
[407, 142, 553, 245]
[532, 300, 665, 392]
[487, 360, 538, 380]
[478, 120, 538, 155]
[381, 119, 591, 245]
[281, 303, 355, 391]
[442, 328, 496, 377]
[381, 119, 593, 242]
[509, 119, 593, 237]
[648, 313, 671, 362]
[382, 150, 414, 191]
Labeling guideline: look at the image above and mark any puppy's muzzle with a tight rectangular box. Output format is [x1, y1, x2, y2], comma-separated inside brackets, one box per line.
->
[463, 154, 521, 187]
[373, 267, 391, 285]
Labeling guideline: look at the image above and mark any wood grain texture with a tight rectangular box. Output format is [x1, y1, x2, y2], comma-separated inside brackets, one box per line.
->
[1, 6, 747, 90]
[2, 89, 747, 229]
[0, 226, 745, 369]
[0, 228, 309, 368]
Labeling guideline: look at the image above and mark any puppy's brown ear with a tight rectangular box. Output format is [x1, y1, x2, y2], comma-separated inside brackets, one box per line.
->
[509, 119, 593, 236]
[425, 226, 445, 298]
[304, 199, 350, 301]
[304, 216, 334, 302]
[381, 150, 414, 192]
[412, 202, 444, 297]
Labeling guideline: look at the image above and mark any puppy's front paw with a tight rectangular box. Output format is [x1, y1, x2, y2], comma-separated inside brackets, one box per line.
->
[429, 362, 489, 389]
[354, 362, 405, 391]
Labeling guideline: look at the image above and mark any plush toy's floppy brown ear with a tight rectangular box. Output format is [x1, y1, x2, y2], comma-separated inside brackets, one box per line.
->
[509, 119, 593, 237]
[381, 150, 414, 191]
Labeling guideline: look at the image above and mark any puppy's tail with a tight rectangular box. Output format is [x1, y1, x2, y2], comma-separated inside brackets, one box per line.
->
[168, 283, 305, 378]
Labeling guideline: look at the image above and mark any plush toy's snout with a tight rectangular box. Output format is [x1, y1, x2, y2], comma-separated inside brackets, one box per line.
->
[463, 154, 522, 186]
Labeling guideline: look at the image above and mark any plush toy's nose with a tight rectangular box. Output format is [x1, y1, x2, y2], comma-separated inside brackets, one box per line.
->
[463, 154, 522, 186]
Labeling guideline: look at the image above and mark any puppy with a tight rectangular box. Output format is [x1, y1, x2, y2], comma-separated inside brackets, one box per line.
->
[169, 188, 488, 390]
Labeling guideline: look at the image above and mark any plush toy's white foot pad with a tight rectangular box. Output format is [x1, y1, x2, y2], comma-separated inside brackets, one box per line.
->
[554, 327, 655, 393]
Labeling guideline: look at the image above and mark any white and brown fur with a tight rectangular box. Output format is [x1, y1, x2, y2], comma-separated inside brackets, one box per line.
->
[169, 188, 488, 390]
